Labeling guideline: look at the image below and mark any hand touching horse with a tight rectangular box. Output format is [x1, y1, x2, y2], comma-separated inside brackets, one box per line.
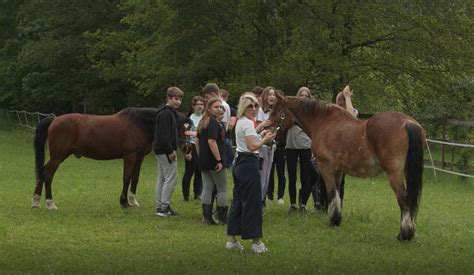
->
[32, 107, 191, 210]
[270, 91, 425, 241]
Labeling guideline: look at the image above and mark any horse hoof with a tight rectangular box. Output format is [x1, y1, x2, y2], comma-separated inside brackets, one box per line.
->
[328, 222, 339, 228]
[329, 214, 342, 227]
[119, 196, 130, 208]
[130, 201, 140, 208]
[397, 231, 414, 241]
[32, 194, 41, 208]
[45, 199, 58, 210]
[128, 194, 140, 207]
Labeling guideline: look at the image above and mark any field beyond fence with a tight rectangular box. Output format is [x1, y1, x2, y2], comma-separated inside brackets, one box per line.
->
[0, 119, 473, 274]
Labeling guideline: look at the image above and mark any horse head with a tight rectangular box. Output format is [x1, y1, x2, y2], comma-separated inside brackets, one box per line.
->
[176, 112, 193, 154]
[269, 92, 296, 139]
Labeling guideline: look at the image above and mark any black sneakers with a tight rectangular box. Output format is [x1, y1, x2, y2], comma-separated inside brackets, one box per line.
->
[156, 206, 177, 217]
[289, 205, 298, 212]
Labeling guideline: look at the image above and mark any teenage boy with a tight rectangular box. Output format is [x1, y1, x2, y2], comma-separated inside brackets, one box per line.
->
[154, 86, 184, 217]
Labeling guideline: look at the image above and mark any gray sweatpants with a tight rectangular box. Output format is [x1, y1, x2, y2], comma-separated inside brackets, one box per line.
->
[201, 169, 227, 207]
[155, 154, 177, 210]
[260, 145, 275, 201]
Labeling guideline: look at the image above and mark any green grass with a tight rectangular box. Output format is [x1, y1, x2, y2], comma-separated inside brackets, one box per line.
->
[0, 121, 473, 274]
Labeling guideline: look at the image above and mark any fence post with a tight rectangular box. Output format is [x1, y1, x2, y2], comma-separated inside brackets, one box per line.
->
[441, 115, 447, 169]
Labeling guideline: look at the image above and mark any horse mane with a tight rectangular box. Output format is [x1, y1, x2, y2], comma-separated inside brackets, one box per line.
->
[287, 97, 355, 120]
[118, 107, 191, 139]
[287, 96, 329, 118]
[119, 107, 158, 136]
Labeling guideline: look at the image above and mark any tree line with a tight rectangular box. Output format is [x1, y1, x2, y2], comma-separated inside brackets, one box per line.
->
[0, 0, 473, 124]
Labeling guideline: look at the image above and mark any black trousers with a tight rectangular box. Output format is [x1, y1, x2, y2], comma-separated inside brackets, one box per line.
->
[304, 161, 346, 209]
[181, 144, 202, 200]
[302, 161, 324, 207]
[286, 148, 312, 205]
[267, 144, 286, 200]
[227, 155, 263, 239]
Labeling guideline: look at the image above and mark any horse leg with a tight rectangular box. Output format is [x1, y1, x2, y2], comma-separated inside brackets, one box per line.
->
[387, 172, 415, 241]
[32, 179, 44, 208]
[43, 159, 62, 210]
[120, 155, 136, 208]
[319, 164, 342, 227]
[334, 171, 344, 209]
[128, 155, 144, 207]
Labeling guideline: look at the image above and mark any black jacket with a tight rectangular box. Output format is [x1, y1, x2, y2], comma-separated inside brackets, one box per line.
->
[153, 105, 178, 155]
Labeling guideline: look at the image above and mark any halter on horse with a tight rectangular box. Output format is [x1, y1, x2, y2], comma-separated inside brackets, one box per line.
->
[270, 93, 425, 241]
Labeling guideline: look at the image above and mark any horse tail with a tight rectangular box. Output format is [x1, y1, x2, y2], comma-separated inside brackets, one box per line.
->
[34, 116, 55, 181]
[404, 122, 424, 218]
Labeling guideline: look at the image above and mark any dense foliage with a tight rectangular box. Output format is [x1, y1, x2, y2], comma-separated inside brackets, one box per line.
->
[0, 0, 473, 120]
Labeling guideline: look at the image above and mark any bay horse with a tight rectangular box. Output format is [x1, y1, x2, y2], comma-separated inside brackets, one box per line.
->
[32, 107, 191, 210]
[270, 90, 425, 241]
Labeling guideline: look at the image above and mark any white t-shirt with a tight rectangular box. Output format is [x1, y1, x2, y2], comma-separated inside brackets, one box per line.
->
[235, 116, 259, 154]
[221, 100, 231, 131]
[189, 113, 202, 144]
[256, 108, 270, 122]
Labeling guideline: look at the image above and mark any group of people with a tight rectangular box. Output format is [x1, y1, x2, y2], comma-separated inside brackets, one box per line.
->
[152, 84, 357, 253]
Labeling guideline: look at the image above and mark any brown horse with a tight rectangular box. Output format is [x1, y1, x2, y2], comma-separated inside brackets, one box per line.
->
[32, 107, 191, 210]
[270, 92, 425, 241]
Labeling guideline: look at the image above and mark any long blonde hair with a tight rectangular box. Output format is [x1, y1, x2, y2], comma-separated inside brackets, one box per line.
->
[197, 96, 221, 134]
[261, 86, 276, 113]
[296, 86, 311, 97]
[237, 93, 260, 118]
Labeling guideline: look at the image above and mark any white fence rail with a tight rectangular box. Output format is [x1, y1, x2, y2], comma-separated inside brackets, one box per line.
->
[426, 138, 474, 149]
[425, 139, 473, 179]
[1, 108, 472, 179]
[0, 108, 55, 129]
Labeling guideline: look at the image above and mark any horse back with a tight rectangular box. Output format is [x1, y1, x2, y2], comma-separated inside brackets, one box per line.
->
[47, 113, 150, 160]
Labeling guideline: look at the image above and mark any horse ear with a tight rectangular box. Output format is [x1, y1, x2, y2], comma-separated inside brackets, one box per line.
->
[275, 91, 285, 101]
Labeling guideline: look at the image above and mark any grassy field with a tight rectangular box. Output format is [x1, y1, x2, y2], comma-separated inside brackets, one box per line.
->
[0, 121, 473, 274]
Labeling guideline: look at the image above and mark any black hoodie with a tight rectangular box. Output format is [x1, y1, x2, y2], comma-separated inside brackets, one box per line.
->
[153, 105, 178, 155]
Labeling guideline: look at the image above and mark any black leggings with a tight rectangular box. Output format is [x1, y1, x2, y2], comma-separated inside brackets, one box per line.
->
[181, 144, 202, 200]
[286, 148, 312, 205]
[304, 164, 346, 210]
[267, 144, 286, 200]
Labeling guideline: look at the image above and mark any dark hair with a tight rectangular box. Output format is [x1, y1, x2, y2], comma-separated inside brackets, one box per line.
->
[187, 96, 205, 116]
[251, 86, 263, 97]
[202, 83, 220, 96]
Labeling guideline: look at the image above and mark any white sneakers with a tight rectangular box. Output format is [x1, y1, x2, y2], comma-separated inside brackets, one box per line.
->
[251, 242, 268, 253]
[225, 241, 244, 251]
[277, 198, 284, 205]
[225, 241, 268, 253]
